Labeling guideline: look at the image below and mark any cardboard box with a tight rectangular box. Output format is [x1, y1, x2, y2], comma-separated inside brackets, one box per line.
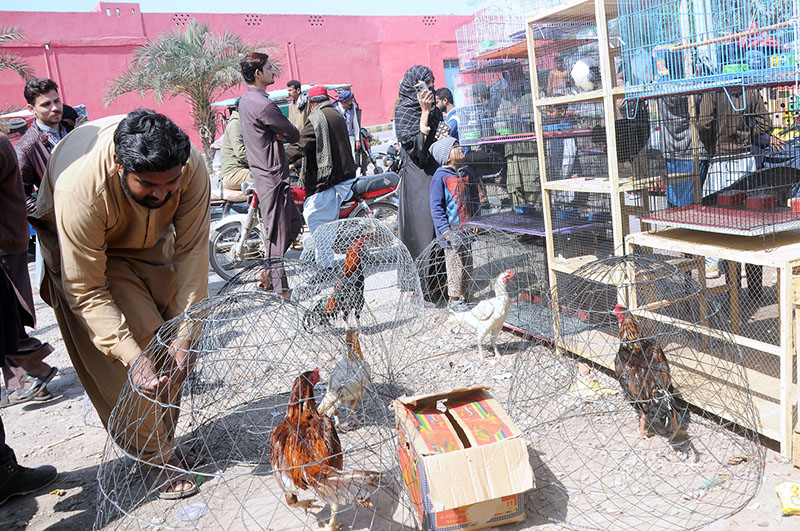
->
[392, 387, 534, 531]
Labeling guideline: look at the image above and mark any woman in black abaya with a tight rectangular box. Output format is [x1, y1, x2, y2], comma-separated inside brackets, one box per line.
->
[394, 65, 448, 303]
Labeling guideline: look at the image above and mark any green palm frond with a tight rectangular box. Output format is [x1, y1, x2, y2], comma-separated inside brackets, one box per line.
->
[0, 25, 24, 44]
[105, 19, 281, 163]
[0, 25, 33, 80]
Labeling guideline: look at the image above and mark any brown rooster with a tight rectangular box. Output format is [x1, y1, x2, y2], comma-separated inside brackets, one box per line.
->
[303, 237, 367, 331]
[270, 368, 380, 531]
[613, 304, 682, 439]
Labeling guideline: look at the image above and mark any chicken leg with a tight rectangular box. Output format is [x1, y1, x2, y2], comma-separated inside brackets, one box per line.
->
[638, 412, 654, 439]
[323, 503, 341, 531]
[490, 335, 501, 357]
[286, 494, 319, 514]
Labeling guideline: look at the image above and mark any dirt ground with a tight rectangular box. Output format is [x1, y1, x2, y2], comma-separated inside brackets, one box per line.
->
[2, 260, 800, 530]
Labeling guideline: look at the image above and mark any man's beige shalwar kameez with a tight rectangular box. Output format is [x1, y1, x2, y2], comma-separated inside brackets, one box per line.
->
[29, 115, 210, 464]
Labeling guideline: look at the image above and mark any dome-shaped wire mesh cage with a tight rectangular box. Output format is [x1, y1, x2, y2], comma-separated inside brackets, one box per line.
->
[298, 217, 424, 345]
[388, 226, 549, 400]
[506, 254, 763, 530]
[95, 291, 413, 530]
[412, 224, 549, 355]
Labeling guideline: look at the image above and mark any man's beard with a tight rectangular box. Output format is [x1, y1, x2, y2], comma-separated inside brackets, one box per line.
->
[120, 173, 172, 209]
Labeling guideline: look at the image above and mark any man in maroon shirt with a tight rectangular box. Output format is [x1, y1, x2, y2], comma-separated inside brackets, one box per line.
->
[237, 52, 302, 296]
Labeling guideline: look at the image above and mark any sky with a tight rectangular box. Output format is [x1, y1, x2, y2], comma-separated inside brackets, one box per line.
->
[8, 0, 480, 15]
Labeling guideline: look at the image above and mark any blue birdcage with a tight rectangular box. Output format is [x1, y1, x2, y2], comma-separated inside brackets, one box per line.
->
[618, 0, 800, 100]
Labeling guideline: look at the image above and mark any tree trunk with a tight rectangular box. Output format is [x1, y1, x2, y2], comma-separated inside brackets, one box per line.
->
[196, 109, 217, 171]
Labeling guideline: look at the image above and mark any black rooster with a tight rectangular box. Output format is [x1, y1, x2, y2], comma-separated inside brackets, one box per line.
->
[613, 304, 683, 439]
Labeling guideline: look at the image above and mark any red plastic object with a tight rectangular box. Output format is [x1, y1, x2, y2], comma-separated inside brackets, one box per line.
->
[717, 190, 746, 206]
[746, 194, 779, 210]
[290, 185, 306, 204]
[790, 198, 800, 213]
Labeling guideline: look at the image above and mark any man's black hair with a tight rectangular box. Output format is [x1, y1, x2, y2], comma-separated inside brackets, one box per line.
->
[24, 78, 59, 105]
[114, 108, 191, 174]
[287, 80, 301, 90]
[240, 52, 269, 84]
[435, 87, 454, 105]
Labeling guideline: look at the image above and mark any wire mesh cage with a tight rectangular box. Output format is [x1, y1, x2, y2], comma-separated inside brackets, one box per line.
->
[414, 225, 551, 350]
[451, 2, 537, 145]
[506, 254, 763, 530]
[549, 188, 615, 263]
[628, 237, 793, 444]
[455, 60, 536, 145]
[95, 292, 413, 530]
[626, 86, 800, 239]
[619, 0, 800, 99]
[297, 217, 425, 341]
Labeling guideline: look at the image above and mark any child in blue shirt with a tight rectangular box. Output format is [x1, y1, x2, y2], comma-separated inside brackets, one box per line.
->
[429, 136, 480, 312]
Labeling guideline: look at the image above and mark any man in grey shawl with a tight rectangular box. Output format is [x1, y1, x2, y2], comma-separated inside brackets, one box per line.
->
[286, 86, 357, 266]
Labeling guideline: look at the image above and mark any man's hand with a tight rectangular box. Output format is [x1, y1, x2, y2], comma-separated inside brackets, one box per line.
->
[417, 90, 433, 112]
[130, 354, 169, 399]
[770, 134, 786, 153]
[167, 338, 195, 390]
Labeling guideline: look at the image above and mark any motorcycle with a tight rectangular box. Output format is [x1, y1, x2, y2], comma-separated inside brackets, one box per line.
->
[209, 171, 399, 280]
[373, 143, 402, 174]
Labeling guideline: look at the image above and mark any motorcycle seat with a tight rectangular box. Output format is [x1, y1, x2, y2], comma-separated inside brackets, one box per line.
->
[351, 171, 400, 197]
[210, 187, 249, 203]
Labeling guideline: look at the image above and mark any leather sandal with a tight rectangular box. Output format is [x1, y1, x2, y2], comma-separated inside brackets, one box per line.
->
[0, 368, 58, 408]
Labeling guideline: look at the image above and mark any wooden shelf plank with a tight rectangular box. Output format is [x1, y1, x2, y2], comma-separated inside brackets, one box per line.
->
[526, 0, 618, 24]
[627, 228, 800, 268]
[544, 176, 611, 193]
[550, 254, 598, 274]
[534, 89, 604, 107]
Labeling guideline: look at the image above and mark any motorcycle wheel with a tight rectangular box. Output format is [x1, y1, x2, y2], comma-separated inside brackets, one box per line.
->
[361, 200, 399, 236]
[209, 221, 265, 281]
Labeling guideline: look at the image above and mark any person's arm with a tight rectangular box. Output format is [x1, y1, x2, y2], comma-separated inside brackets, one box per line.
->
[165, 146, 210, 319]
[55, 190, 142, 365]
[430, 171, 451, 238]
[285, 120, 316, 164]
[15, 145, 38, 198]
[262, 100, 300, 143]
[748, 89, 771, 136]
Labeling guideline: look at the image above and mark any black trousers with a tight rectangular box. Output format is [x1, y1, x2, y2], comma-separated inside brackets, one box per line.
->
[0, 266, 20, 466]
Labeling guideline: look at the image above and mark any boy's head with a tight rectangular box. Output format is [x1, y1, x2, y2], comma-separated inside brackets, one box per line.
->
[429, 136, 463, 167]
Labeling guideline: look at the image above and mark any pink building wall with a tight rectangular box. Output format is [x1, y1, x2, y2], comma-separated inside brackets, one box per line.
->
[0, 2, 470, 147]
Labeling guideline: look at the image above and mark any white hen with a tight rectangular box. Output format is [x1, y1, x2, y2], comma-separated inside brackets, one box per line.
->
[318, 330, 370, 427]
[448, 270, 515, 358]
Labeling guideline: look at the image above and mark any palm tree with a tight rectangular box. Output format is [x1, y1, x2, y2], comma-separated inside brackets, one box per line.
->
[0, 25, 33, 79]
[105, 20, 278, 166]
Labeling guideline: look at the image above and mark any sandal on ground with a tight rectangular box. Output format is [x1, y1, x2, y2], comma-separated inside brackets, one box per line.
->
[32, 386, 54, 402]
[1, 367, 58, 408]
[290, 240, 304, 251]
[147, 467, 199, 500]
[27, 367, 59, 392]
